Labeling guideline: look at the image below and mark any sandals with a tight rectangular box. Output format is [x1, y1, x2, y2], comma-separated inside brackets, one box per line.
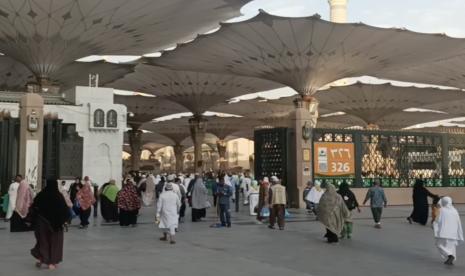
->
[445, 255, 455, 265]
[36, 262, 57, 270]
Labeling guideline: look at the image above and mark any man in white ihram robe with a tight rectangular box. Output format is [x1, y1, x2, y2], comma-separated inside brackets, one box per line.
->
[6, 176, 22, 219]
[157, 183, 181, 244]
[433, 196, 464, 265]
[142, 173, 156, 206]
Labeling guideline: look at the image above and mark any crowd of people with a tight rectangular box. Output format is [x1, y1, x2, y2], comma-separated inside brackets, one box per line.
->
[0, 172, 463, 269]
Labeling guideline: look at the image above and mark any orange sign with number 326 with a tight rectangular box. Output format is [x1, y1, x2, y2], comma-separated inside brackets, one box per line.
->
[314, 142, 355, 176]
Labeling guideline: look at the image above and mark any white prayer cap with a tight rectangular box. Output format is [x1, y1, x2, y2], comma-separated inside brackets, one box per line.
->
[167, 174, 175, 181]
[270, 176, 279, 183]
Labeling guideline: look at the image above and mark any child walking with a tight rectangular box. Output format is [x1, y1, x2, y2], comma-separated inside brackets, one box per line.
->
[337, 181, 361, 239]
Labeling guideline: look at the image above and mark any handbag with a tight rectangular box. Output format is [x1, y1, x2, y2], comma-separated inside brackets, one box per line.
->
[260, 207, 270, 217]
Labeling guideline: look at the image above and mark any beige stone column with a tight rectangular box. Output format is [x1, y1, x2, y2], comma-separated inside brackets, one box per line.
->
[328, 0, 348, 23]
[19, 93, 44, 190]
[128, 128, 143, 171]
[173, 143, 185, 173]
[188, 116, 207, 173]
[291, 96, 319, 208]
[249, 154, 255, 176]
[216, 139, 227, 171]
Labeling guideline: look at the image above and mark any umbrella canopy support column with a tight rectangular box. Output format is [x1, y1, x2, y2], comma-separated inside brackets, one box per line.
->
[173, 143, 185, 173]
[189, 116, 207, 173]
[128, 126, 143, 171]
[216, 139, 228, 171]
[19, 93, 44, 190]
[290, 96, 319, 208]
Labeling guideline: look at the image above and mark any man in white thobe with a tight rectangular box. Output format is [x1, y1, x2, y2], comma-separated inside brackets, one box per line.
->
[6, 175, 22, 220]
[157, 183, 181, 244]
[240, 172, 252, 205]
[183, 174, 192, 189]
[163, 175, 182, 200]
[433, 196, 464, 265]
[248, 180, 259, 216]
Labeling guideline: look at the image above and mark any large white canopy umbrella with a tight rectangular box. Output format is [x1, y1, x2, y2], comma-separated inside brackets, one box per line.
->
[109, 64, 281, 172]
[0, 0, 249, 80]
[0, 56, 134, 92]
[115, 94, 187, 128]
[320, 111, 458, 130]
[109, 64, 281, 115]
[314, 82, 465, 126]
[152, 11, 465, 96]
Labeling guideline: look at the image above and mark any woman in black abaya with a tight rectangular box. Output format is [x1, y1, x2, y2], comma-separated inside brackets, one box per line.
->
[407, 179, 437, 226]
[31, 179, 70, 270]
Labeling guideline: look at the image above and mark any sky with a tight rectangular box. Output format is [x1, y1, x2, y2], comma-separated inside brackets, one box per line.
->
[239, 0, 465, 37]
[116, 0, 465, 127]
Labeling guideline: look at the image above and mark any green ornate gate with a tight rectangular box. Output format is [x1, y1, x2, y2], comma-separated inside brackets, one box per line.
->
[0, 118, 19, 194]
[312, 129, 461, 188]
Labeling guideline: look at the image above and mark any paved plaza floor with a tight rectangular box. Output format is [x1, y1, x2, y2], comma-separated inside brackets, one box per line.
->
[0, 204, 464, 276]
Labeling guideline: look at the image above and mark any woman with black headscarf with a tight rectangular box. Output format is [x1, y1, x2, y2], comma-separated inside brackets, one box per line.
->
[337, 181, 361, 239]
[30, 179, 70, 270]
[407, 179, 437, 226]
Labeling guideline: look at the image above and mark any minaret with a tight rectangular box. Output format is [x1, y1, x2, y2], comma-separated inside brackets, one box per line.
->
[328, 0, 348, 23]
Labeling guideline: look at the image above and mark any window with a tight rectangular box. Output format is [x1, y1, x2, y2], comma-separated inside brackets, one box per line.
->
[93, 109, 105, 127]
[107, 109, 118, 128]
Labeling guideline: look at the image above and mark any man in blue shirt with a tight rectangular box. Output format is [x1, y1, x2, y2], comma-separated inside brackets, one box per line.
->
[216, 177, 233, 227]
[363, 180, 388, 229]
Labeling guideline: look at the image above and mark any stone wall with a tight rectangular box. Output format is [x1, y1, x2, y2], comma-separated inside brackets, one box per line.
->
[0, 86, 127, 187]
[49, 86, 126, 186]
[352, 187, 465, 205]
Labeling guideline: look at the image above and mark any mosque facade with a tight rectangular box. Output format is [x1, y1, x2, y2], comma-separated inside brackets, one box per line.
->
[0, 86, 126, 192]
